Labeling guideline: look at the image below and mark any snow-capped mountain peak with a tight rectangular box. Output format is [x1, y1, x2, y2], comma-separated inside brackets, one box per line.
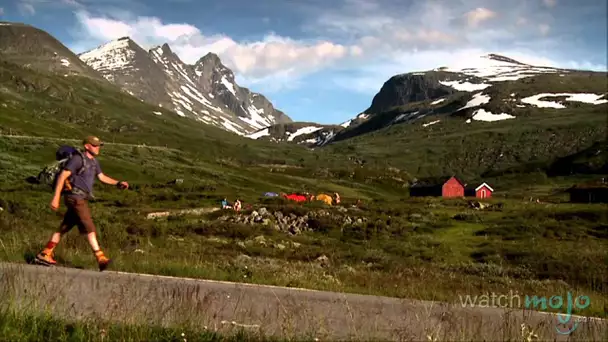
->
[78, 37, 142, 77]
[78, 37, 291, 135]
[434, 53, 563, 83]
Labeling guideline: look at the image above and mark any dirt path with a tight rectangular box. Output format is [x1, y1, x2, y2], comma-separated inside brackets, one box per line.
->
[0, 262, 605, 341]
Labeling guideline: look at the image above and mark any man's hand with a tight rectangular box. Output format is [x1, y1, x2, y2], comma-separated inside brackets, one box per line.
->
[50, 197, 60, 211]
[98, 173, 129, 189]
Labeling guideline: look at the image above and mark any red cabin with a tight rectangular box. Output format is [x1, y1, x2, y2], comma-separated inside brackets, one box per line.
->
[410, 176, 466, 198]
[442, 176, 465, 198]
[475, 183, 493, 199]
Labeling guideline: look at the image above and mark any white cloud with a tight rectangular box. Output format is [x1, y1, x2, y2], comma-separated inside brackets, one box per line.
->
[69, 0, 605, 94]
[73, 10, 351, 86]
[330, 48, 564, 94]
[543, 0, 557, 8]
[18, 2, 35, 16]
[464, 7, 497, 28]
[61, 0, 85, 8]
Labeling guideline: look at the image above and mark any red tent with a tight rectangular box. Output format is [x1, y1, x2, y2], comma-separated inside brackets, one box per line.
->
[284, 193, 308, 202]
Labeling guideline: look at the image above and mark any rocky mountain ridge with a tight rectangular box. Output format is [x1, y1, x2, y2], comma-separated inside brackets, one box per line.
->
[78, 37, 292, 135]
[247, 53, 606, 149]
[0, 21, 104, 81]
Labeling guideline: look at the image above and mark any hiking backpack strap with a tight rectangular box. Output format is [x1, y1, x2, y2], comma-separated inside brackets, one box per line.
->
[74, 149, 88, 175]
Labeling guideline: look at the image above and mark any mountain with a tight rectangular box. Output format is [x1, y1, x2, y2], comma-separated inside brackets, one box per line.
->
[305, 53, 608, 179]
[325, 53, 607, 144]
[78, 37, 291, 135]
[0, 21, 105, 81]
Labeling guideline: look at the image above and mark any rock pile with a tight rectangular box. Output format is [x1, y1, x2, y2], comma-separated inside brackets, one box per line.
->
[217, 207, 369, 235]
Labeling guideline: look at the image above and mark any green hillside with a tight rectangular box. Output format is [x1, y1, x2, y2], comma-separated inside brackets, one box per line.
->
[322, 70, 608, 183]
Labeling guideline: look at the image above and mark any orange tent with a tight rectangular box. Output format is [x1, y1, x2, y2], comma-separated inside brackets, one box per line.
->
[315, 194, 333, 205]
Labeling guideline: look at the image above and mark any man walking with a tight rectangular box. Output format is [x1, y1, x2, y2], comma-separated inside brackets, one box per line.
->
[35, 136, 129, 271]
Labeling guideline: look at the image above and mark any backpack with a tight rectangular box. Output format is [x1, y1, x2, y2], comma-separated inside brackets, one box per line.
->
[37, 145, 88, 191]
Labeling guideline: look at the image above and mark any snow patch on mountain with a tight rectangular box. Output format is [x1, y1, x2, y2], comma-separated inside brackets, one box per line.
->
[439, 80, 491, 92]
[393, 111, 422, 124]
[471, 108, 515, 122]
[287, 126, 323, 141]
[239, 104, 273, 130]
[440, 54, 563, 82]
[460, 92, 491, 110]
[220, 76, 236, 95]
[79, 38, 134, 74]
[520, 93, 608, 108]
[423, 120, 440, 127]
[340, 119, 352, 128]
[338, 112, 372, 129]
[247, 128, 271, 139]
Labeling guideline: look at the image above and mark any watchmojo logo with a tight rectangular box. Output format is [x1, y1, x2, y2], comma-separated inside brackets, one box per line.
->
[525, 292, 590, 334]
[458, 290, 591, 335]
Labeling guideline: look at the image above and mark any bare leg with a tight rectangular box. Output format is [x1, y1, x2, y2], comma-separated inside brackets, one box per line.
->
[41, 219, 74, 256]
[86, 232, 100, 252]
[49, 231, 62, 244]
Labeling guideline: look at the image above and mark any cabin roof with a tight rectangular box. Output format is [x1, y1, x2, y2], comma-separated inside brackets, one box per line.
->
[475, 182, 494, 192]
[568, 178, 608, 190]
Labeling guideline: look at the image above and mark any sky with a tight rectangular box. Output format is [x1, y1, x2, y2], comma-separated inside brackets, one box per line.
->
[1, 0, 607, 124]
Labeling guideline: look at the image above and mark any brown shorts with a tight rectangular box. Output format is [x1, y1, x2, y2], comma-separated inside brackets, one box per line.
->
[59, 196, 96, 234]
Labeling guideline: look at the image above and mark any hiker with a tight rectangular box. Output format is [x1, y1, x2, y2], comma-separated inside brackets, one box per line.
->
[221, 198, 231, 209]
[233, 199, 242, 211]
[333, 192, 341, 204]
[35, 136, 129, 271]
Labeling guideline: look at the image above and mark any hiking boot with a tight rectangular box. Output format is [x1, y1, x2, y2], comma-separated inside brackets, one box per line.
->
[35, 251, 57, 266]
[96, 252, 111, 271]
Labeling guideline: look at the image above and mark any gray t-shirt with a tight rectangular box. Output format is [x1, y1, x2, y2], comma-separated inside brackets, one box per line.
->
[63, 153, 102, 198]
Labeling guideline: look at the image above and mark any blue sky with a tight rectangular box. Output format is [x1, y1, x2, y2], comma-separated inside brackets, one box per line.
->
[1, 0, 606, 124]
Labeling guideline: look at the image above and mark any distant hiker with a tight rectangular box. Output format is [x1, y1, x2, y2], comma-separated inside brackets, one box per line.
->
[221, 198, 231, 209]
[35, 136, 129, 271]
[333, 192, 341, 204]
[233, 199, 242, 212]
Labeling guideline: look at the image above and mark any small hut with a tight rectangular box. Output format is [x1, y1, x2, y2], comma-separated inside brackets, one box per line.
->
[567, 178, 608, 203]
[475, 183, 494, 199]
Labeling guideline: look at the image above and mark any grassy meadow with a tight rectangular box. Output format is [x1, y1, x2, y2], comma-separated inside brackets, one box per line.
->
[1, 137, 606, 321]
